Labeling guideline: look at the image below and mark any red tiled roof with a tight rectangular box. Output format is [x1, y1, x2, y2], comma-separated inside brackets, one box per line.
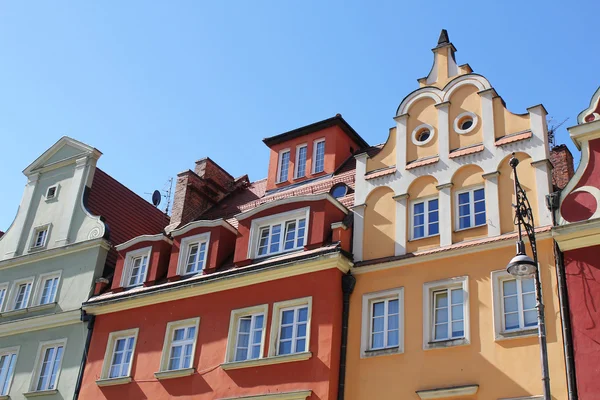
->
[449, 144, 484, 159]
[365, 166, 396, 180]
[406, 156, 439, 170]
[495, 131, 532, 146]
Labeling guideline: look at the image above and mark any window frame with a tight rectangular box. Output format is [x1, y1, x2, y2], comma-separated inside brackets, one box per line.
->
[225, 304, 269, 364]
[294, 144, 308, 179]
[491, 270, 539, 340]
[99, 328, 139, 383]
[45, 185, 59, 201]
[29, 338, 67, 394]
[176, 233, 211, 276]
[33, 271, 62, 307]
[454, 186, 486, 231]
[410, 196, 440, 240]
[276, 148, 291, 183]
[248, 208, 310, 259]
[0, 283, 8, 313]
[120, 247, 152, 288]
[30, 224, 51, 250]
[268, 297, 312, 357]
[423, 276, 470, 350]
[312, 139, 326, 174]
[158, 317, 200, 374]
[0, 346, 19, 396]
[361, 288, 404, 358]
[7, 276, 35, 311]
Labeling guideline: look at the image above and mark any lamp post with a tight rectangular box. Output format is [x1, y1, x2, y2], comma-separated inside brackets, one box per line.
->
[506, 153, 551, 400]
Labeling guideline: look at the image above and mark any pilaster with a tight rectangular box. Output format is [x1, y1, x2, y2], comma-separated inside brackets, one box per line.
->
[436, 183, 453, 246]
[482, 171, 501, 237]
[435, 102, 450, 162]
[351, 204, 366, 262]
[393, 193, 409, 256]
[394, 114, 409, 170]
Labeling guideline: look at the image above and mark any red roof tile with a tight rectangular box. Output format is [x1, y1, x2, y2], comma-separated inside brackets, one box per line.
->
[406, 156, 439, 170]
[449, 144, 484, 159]
[495, 131, 532, 146]
[365, 166, 396, 180]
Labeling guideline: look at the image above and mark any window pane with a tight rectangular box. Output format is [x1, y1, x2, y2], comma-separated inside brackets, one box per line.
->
[250, 345, 261, 359]
[451, 321, 464, 337]
[524, 310, 538, 327]
[257, 228, 269, 256]
[279, 151, 290, 182]
[298, 307, 308, 322]
[428, 199, 438, 211]
[503, 280, 517, 296]
[278, 340, 292, 355]
[474, 189, 485, 201]
[254, 315, 264, 329]
[388, 299, 399, 314]
[269, 225, 281, 253]
[451, 289, 462, 305]
[521, 278, 535, 293]
[414, 202, 424, 214]
[280, 326, 293, 340]
[435, 292, 448, 308]
[523, 293, 536, 310]
[373, 301, 384, 317]
[458, 192, 470, 205]
[451, 304, 463, 320]
[388, 315, 399, 330]
[429, 210, 439, 223]
[459, 216, 471, 229]
[459, 204, 470, 217]
[284, 221, 296, 250]
[505, 312, 520, 330]
[414, 226, 425, 239]
[296, 323, 307, 338]
[434, 324, 448, 340]
[414, 214, 424, 226]
[282, 310, 294, 324]
[314, 141, 325, 173]
[474, 200, 486, 213]
[504, 296, 518, 313]
[296, 219, 306, 247]
[387, 330, 399, 347]
[372, 317, 384, 333]
[296, 147, 307, 178]
[372, 332, 384, 349]
[474, 212, 486, 226]
[296, 338, 306, 352]
[435, 308, 448, 323]
[429, 222, 439, 236]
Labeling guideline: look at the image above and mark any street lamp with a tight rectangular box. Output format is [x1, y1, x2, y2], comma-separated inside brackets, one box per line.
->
[506, 153, 551, 400]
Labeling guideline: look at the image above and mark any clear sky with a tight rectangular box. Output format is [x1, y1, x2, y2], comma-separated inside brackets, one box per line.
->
[0, 1, 597, 230]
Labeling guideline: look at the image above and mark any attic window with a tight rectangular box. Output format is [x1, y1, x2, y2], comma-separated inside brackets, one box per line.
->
[250, 208, 309, 259]
[330, 184, 348, 199]
[411, 124, 435, 146]
[46, 185, 58, 201]
[417, 129, 431, 142]
[454, 112, 478, 135]
[31, 225, 50, 250]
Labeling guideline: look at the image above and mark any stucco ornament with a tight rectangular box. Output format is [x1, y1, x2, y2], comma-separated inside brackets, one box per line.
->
[578, 86, 600, 124]
[88, 226, 102, 240]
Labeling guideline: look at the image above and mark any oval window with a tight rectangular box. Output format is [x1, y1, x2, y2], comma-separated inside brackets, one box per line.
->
[417, 129, 431, 143]
[454, 112, 478, 134]
[460, 118, 473, 131]
[331, 184, 348, 199]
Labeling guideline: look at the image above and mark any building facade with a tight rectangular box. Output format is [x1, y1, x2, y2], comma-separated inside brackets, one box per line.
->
[78, 116, 368, 399]
[554, 86, 600, 399]
[0, 137, 168, 400]
[345, 31, 569, 399]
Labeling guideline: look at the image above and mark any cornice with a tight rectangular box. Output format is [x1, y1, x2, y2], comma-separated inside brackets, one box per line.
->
[0, 309, 81, 338]
[171, 218, 238, 237]
[235, 193, 348, 221]
[115, 234, 172, 251]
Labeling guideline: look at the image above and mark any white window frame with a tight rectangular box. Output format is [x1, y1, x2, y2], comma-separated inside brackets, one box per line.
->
[158, 317, 200, 375]
[423, 276, 470, 350]
[29, 338, 67, 394]
[99, 328, 139, 383]
[120, 247, 152, 288]
[294, 144, 308, 179]
[45, 185, 59, 201]
[491, 270, 539, 341]
[0, 346, 19, 396]
[248, 208, 310, 259]
[269, 297, 312, 357]
[410, 196, 440, 240]
[312, 139, 326, 174]
[224, 304, 268, 364]
[176, 233, 210, 276]
[7, 277, 35, 311]
[455, 186, 486, 231]
[33, 271, 62, 307]
[30, 224, 51, 250]
[276, 148, 291, 183]
[361, 288, 404, 358]
[0, 283, 8, 313]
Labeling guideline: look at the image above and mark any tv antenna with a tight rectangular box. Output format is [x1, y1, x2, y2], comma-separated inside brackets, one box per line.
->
[146, 177, 174, 215]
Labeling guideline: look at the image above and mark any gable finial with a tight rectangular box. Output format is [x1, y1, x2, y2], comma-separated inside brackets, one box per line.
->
[437, 29, 449, 46]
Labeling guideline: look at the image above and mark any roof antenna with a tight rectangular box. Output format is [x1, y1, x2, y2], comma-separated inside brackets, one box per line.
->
[162, 177, 173, 215]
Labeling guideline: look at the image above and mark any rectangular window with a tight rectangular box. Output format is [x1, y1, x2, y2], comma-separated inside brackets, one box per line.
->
[128, 256, 148, 287]
[45, 185, 58, 200]
[185, 242, 207, 274]
[121, 247, 152, 288]
[295, 145, 307, 179]
[31, 339, 66, 393]
[491, 270, 538, 340]
[412, 198, 439, 239]
[277, 149, 291, 183]
[0, 347, 18, 396]
[31, 226, 49, 249]
[35, 272, 61, 306]
[11, 278, 34, 311]
[225, 304, 268, 364]
[457, 188, 486, 230]
[423, 277, 469, 349]
[0, 284, 8, 312]
[159, 318, 200, 373]
[100, 329, 138, 382]
[312, 139, 325, 174]
[255, 211, 307, 258]
[269, 297, 312, 357]
[370, 298, 400, 350]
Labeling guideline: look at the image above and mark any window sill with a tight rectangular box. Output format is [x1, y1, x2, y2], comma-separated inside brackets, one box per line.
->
[1, 303, 58, 318]
[28, 245, 48, 253]
[154, 368, 195, 380]
[454, 224, 486, 233]
[0, 395, 8, 400]
[96, 376, 132, 387]
[0, 308, 27, 317]
[23, 389, 58, 397]
[221, 352, 312, 370]
[408, 234, 440, 242]
[425, 337, 469, 350]
[496, 327, 538, 341]
[362, 346, 402, 358]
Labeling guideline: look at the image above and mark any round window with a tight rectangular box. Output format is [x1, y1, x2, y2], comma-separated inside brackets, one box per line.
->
[331, 184, 348, 199]
[417, 128, 431, 143]
[411, 124, 435, 146]
[454, 112, 478, 134]
[459, 117, 473, 131]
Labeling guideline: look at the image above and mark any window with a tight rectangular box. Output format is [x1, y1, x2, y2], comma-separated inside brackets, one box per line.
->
[99, 329, 138, 383]
[45, 185, 58, 200]
[0, 283, 8, 312]
[330, 183, 349, 199]
[269, 297, 312, 357]
[361, 288, 404, 357]
[295, 144, 307, 179]
[423, 276, 469, 349]
[454, 112, 478, 134]
[277, 149, 291, 183]
[177, 233, 210, 276]
[0, 347, 18, 396]
[411, 198, 439, 239]
[411, 124, 436, 146]
[492, 270, 538, 340]
[34, 271, 61, 306]
[251, 208, 309, 258]
[121, 247, 151, 288]
[225, 304, 268, 364]
[31, 225, 50, 249]
[30, 339, 66, 393]
[456, 187, 486, 230]
[9, 277, 34, 311]
[158, 318, 200, 374]
[312, 139, 325, 174]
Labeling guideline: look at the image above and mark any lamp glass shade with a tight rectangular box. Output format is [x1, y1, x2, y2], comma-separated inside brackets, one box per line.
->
[507, 253, 537, 277]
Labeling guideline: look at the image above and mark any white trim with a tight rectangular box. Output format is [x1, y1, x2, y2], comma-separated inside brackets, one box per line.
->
[32, 270, 62, 306]
[171, 219, 237, 237]
[294, 144, 308, 179]
[411, 124, 436, 146]
[177, 232, 211, 276]
[312, 138, 326, 174]
[453, 111, 478, 135]
[416, 384, 479, 399]
[235, 193, 348, 221]
[423, 276, 470, 350]
[23, 136, 100, 175]
[0, 283, 8, 313]
[247, 208, 310, 260]
[29, 338, 67, 393]
[7, 276, 35, 311]
[120, 247, 152, 288]
[410, 196, 440, 240]
[276, 148, 291, 183]
[29, 224, 51, 251]
[224, 304, 269, 363]
[45, 185, 59, 201]
[0, 346, 19, 396]
[0, 309, 81, 338]
[158, 318, 200, 373]
[269, 297, 312, 357]
[454, 186, 486, 231]
[99, 328, 139, 380]
[115, 234, 171, 252]
[361, 288, 404, 358]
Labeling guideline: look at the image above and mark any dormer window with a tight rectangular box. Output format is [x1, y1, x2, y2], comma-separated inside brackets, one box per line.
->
[250, 208, 309, 258]
[312, 139, 325, 174]
[177, 233, 210, 276]
[295, 144, 307, 179]
[277, 149, 291, 183]
[45, 185, 58, 201]
[121, 247, 151, 288]
[31, 225, 50, 250]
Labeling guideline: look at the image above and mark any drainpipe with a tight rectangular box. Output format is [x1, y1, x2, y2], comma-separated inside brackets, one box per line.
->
[548, 192, 578, 400]
[338, 272, 356, 400]
[74, 311, 95, 400]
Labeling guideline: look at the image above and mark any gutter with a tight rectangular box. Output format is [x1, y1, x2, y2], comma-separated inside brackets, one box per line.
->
[73, 311, 95, 400]
[337, 272, 356, 400]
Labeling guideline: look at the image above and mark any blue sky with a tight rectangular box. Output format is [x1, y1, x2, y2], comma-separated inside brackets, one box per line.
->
[0, 1, 597, 230]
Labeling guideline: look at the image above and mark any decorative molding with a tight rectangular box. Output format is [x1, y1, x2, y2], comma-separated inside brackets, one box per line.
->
[217, 390, 312, 400]
[115, 234, 172, 252]
[171, 218, 238, 237]
[416, 384, 479, 399]
[435, 183, 453, 191]
[553, 218, 600, 251]
[95, 377, 132, 387]
[235, 193, 348, 221]
[154, 368, 195, 380]
[221, 352, 312, 370]
[23, 389, 59, 397]
[0, 309, 81, 338]
[482, 171, 500, 179]
[392, 193, 409, 201]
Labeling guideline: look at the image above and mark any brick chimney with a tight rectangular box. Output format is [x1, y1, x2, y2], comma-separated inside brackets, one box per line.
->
[167, 157, 237, 232]
[550, 145, 575, 190]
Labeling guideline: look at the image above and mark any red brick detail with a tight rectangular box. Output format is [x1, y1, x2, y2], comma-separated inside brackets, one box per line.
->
[449, 144, 484, 159]
[550, 145, 575, 190]
[365, 167, 396, 180]
[495, 131, 532, 146]
[406, 156, 439, 170]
